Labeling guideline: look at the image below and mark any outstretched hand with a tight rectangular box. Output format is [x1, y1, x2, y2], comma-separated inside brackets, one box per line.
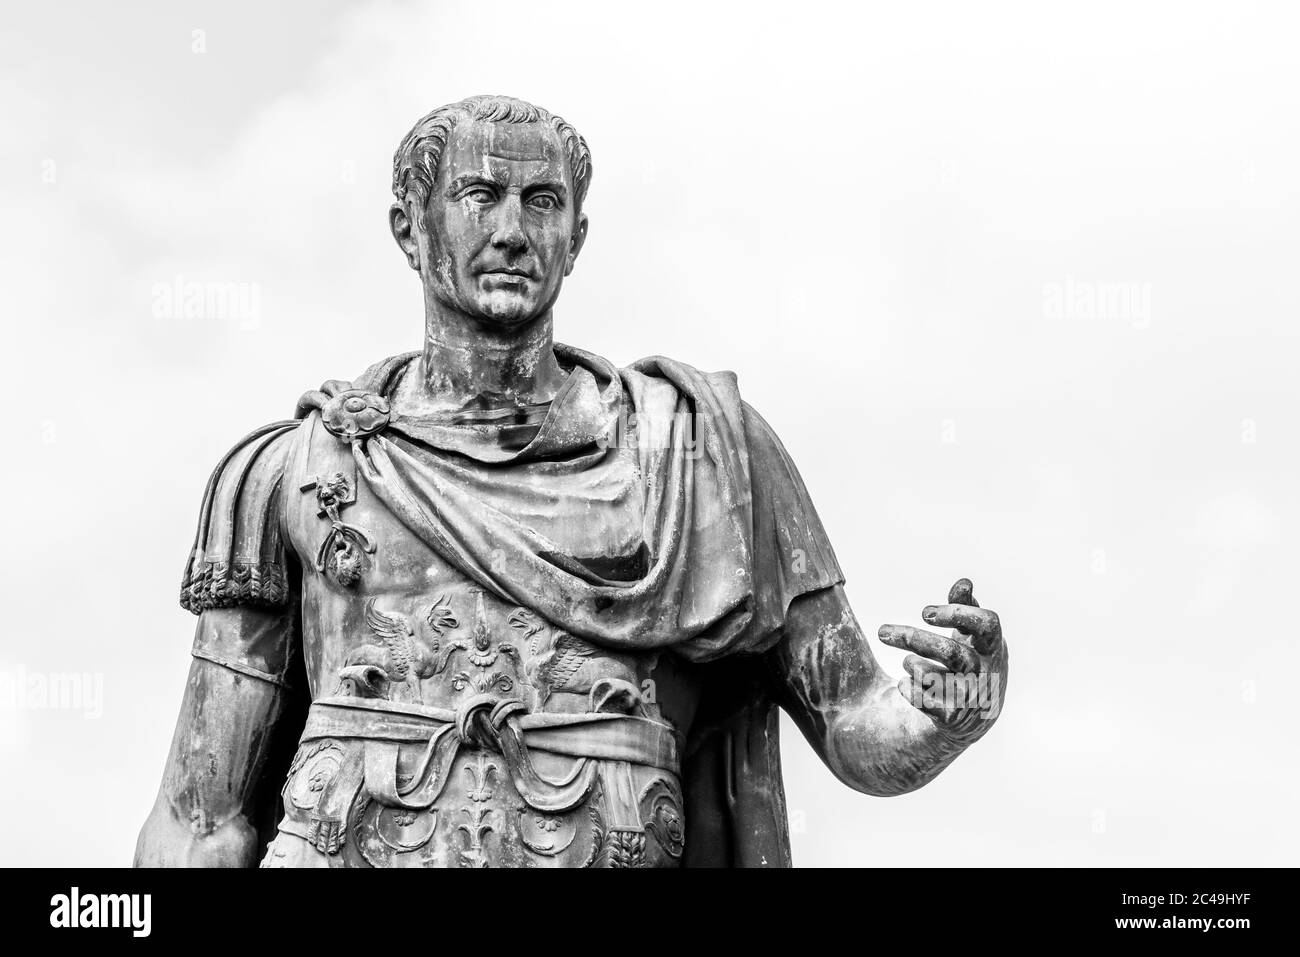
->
[877, 578, 1007, 741]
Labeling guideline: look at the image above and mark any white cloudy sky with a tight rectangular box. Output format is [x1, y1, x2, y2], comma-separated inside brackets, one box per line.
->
[1, 0, 1297, 866]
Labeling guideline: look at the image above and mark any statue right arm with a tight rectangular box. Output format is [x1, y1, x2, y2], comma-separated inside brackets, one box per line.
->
[137, 420, 303, 866]
[135, 606, 300, 868]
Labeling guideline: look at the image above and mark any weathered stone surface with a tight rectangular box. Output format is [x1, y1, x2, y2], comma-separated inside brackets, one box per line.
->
[135, 95, 1008, 868]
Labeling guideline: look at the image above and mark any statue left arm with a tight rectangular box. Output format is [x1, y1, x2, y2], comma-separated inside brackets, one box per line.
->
[768, 578, 1007, 797]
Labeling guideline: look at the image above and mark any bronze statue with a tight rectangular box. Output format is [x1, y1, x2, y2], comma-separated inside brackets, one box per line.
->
[135, 95, 1008, 868]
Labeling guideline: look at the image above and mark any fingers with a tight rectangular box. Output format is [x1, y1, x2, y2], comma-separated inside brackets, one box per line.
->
[922, 603, 1002, 654]
[898, 677, 945, 722]
[878, 624, 980, 673]
[948, 578, 979, 607]
[898, 658, 958, 723]
[903, 653, 947, 685]
[885, 580, 1003, 727]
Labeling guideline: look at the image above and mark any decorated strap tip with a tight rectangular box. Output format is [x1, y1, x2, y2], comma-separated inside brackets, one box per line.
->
[302, 471, 377, 588]
[320, 389, 391, 441]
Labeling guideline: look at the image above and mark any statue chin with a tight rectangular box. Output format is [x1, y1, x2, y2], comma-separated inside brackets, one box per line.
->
[475, 300, 536, 326]
[462, 290, 553, 329]
[419, 278, 532, 328]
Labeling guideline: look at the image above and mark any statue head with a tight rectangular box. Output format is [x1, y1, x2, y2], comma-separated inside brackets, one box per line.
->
[390, 95, 592, 328]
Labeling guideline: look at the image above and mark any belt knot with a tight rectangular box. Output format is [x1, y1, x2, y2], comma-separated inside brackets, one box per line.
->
[454, 694, 527, 749]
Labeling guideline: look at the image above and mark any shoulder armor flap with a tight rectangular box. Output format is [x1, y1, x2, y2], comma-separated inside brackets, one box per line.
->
[180, 421, 301, 614]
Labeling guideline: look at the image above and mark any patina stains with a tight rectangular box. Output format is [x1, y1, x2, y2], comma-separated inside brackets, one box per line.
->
[135, 95, 1008, 869]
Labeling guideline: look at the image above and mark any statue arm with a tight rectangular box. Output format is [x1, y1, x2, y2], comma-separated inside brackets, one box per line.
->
[138, 420, 304, 866]
[769, 581, 1007, 797]
[134, 604, 302, 867]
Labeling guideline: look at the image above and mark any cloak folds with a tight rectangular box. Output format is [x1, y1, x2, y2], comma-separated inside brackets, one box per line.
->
[181, 345, 844, 867]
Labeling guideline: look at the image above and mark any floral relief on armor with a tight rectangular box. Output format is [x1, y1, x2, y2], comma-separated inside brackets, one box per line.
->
[432, 588, 524, 679]
[518, 808, 578, 856]
[456, 807, 494, 868]
[464, 752, 499, 803]
[641, 779, 685, 859]
[374, 805, 437, 852]
[320, 389, 391, 441]
[287, 742, 344, 812]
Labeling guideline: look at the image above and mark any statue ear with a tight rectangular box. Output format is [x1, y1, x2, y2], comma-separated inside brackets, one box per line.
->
[565, 213, 589, 277]
[389, 202, 421, 272]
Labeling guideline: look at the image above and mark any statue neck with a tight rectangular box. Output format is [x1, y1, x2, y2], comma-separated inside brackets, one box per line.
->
[413, 301, 566, 414]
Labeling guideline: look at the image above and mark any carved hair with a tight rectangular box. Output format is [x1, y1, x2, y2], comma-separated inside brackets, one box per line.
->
[392, 94, 593, 215]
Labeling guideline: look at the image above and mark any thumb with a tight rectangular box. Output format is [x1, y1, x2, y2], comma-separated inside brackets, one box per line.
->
[948, 578, 979, 607]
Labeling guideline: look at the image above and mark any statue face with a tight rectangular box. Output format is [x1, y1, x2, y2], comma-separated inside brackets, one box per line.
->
[403, 119, 587, 326]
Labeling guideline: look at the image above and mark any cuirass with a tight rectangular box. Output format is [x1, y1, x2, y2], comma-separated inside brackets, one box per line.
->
[264, 416, 686, 868]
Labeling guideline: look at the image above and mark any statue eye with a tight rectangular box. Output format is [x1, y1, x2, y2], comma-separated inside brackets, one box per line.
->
[527, 193, 558, 211]
[463, 187, 496, 205]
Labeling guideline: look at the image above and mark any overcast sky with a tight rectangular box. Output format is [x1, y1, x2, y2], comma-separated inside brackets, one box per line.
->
[2, 0, 1297, 866]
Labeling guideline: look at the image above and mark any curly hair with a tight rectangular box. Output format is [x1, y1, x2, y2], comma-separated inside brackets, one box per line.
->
[392, 94, 592, 215]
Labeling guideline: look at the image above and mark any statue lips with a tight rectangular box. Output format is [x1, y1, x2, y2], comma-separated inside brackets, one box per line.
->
[478, 262, 535, 280]
[479, 268, 534, 290]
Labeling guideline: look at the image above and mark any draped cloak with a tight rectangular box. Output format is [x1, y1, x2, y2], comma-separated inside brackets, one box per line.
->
[180, 344, 844, 867]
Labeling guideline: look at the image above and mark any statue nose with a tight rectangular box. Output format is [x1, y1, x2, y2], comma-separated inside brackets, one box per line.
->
[489, 194, 527, 251]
